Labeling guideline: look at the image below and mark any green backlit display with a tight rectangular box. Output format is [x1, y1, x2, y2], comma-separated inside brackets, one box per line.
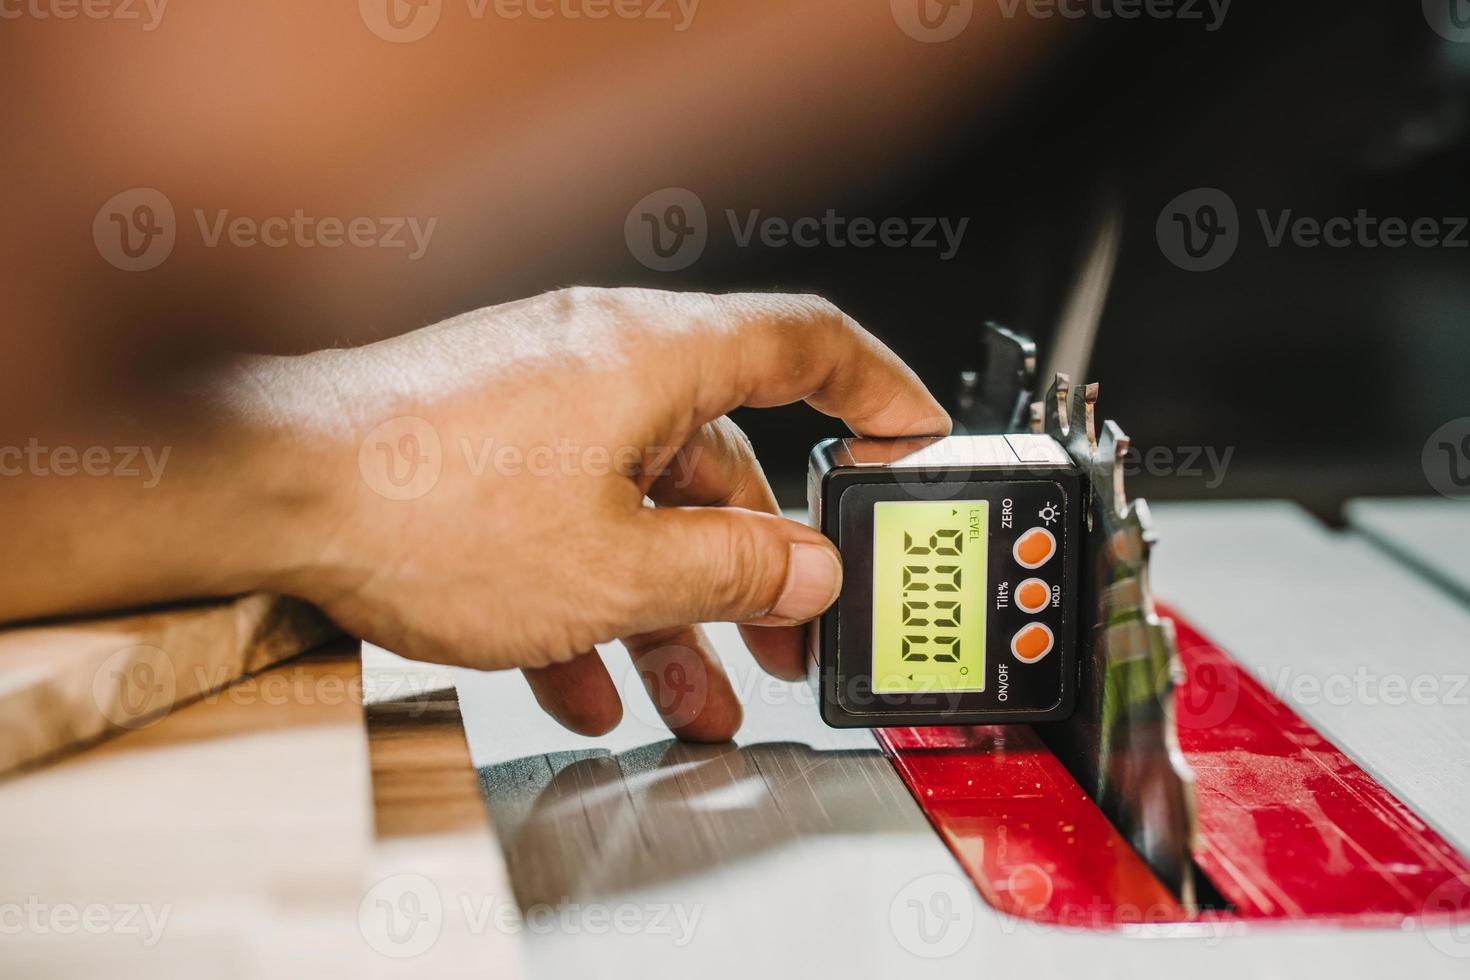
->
[872, 500, 987, 693]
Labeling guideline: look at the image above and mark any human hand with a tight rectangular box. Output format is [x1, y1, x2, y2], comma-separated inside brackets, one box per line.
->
[250, 288, 950, 740]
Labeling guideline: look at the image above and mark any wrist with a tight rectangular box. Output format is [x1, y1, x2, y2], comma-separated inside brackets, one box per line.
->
[208, 352, 372, 607]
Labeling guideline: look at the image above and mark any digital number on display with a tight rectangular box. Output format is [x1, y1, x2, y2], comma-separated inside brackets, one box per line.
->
[871, 500, 987, 693]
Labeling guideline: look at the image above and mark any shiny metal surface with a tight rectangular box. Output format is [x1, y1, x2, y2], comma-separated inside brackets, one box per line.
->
[1032, 373, 1200, 909]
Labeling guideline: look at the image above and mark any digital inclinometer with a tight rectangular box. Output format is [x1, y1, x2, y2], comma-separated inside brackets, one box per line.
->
[807, 434, 1081, 728]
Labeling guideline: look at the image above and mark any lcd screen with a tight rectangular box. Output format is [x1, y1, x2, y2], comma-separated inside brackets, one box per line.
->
[871, 499, 987, 693]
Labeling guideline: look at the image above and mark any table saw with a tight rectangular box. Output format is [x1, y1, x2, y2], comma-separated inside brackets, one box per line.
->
[452, 494, 1470, 979]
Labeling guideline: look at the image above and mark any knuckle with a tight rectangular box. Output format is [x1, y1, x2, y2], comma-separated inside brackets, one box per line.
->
[709, 518, 777, 615]
[718, 416, 757, 461]
[787, 292, 842, 323]
[551, 284, 609, 308]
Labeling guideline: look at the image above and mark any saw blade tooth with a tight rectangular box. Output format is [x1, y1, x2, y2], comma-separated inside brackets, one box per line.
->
[1028, 399, 1044, 434]
[1096, 419, 1130, 519]
[1081, 382, 1100, 450]
[1061, 379, 1099, 465]
[1066, 379, 1095, 453]
[1043, 372, 1072, 439]
[1129, 496, 1160, 553]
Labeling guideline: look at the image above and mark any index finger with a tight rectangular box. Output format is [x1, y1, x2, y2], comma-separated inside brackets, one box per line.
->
[655, 291, 952, 438]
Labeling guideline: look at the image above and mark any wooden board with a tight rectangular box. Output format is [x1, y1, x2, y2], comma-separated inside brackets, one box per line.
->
[0, 592, 340, 774]
[1, 639, 522, 979]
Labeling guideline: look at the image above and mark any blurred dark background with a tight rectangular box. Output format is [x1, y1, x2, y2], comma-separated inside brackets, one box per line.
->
[603, 2, 1470, 518]
[9, 1, 1466, 521]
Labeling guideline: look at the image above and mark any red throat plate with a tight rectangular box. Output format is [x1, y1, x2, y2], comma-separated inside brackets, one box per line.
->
[876, 605, 1470, 929]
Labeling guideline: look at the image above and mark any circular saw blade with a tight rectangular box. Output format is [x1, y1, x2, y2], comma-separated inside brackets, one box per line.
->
[1032, 372, 1201, 911]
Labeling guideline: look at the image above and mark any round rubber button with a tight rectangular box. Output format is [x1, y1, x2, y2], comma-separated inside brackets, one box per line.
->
[1013, 527, 1056, 569]
[1011, 623, 1055, 664]
[1015, 578, 1051, 615]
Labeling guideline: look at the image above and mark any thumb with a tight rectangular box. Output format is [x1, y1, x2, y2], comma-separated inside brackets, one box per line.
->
[621, 506, 843, 631]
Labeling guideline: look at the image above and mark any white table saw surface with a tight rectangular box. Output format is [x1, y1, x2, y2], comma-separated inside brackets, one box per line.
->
[1346, 497, 1470, 603]
[452, 499, 1470, 979]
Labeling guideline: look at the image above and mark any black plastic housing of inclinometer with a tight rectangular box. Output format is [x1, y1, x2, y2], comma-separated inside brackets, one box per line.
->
[807, 434, 1081, 729]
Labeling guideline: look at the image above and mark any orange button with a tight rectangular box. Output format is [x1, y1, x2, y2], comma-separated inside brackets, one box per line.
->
[1013, 527, 1056, 569]
[1011, 623, 1054, 663]
[1016, 578, 1051, 614]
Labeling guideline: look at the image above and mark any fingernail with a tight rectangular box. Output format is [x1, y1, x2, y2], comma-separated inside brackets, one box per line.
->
[771, 543, 843, 622]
